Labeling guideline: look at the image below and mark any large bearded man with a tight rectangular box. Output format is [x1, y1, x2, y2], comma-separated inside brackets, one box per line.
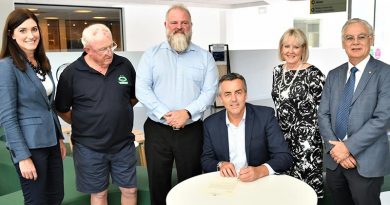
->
[165, 10, 192, 53]
[136, 4, 218, 205]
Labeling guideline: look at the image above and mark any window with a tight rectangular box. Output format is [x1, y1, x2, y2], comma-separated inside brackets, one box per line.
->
[15, 4, 123, 52]
[294, 19, 320, 48]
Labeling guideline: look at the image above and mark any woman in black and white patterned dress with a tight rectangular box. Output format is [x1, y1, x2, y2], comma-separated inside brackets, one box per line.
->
[271, 28, 326, 198]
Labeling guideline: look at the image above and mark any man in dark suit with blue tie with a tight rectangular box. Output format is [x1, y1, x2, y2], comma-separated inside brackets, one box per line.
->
[201, 73, 293, 182]
[318, 18, 390, 205]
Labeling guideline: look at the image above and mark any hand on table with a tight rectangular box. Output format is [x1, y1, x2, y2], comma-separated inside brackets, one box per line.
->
[218, 162, 238, 177]
[238, 165, 268, 182]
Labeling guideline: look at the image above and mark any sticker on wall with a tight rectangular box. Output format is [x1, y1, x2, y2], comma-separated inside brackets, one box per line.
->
[370, 47, 381, 59]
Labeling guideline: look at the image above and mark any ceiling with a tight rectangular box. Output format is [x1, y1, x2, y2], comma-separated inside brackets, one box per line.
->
[98, 0, 271, 8]
[97, 0, 307, 7]
[15, 0, 307, 21]
[16, 0, 306, 9]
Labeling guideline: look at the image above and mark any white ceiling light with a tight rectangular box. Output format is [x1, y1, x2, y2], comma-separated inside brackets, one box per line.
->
[74, 9, 92, 13]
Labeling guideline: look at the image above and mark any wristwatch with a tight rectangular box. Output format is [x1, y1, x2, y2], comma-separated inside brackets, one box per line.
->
[217, 161, 224, 171]
[185, 109, 192, 119]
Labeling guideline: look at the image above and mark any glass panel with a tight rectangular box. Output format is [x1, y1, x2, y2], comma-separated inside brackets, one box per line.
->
[15, 4, 123, 52]
[308, 24, 319, 33]
[294, 19, 320, 48]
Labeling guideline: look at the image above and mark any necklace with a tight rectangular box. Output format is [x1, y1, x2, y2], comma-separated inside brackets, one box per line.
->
[28, 60, 46, 81]
[278, 63, 302, 100]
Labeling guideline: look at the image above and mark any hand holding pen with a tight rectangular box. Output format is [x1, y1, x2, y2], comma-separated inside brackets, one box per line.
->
[238, 165, 269, 182]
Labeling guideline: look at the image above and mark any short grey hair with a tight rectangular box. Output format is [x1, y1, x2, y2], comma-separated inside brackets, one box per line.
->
[341, 18, 374, 39]
[166, 4, 192, 22]
[81, 24, 112, 48]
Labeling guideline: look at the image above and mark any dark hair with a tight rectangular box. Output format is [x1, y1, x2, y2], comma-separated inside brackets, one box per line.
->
[218, 73, 247, 95]
[0, 9, 50, 72]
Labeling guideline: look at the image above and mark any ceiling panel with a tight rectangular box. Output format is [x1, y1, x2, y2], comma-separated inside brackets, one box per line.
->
[15, 0, 306, 9]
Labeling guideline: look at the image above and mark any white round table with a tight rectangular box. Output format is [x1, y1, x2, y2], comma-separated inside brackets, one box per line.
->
[381, 191, 390, 204]
[166, 172, 317, 205]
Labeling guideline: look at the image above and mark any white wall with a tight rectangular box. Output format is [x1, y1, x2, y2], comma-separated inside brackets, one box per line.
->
[315, 12, 347, 48]
[350, 0, 375, 25]
[224, 1, 348, 50]
[121, 5, 166, 51]
[373, 0, 390, 63]
[0, 0, 14, 47]
[121, 4, 222, 51]
[225, 6, 286, 49]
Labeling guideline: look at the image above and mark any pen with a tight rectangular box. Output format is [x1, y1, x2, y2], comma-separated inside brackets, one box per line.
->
[237, 165, 248, 180]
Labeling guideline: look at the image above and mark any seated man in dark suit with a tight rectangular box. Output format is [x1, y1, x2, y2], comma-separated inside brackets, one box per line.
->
[201, 73, 293, 182]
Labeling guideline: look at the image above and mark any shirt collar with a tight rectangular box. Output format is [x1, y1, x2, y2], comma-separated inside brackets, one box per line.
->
[76, 52, 121, 71]
[225, 109, 246, 127]
[348, 55, 370, 73]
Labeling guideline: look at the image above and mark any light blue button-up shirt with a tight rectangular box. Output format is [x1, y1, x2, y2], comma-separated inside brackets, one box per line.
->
[136, 41, 218, 124]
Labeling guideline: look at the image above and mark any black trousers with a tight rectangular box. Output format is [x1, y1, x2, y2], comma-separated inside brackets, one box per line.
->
[144, 118, 203, 205]
[14, 143, 64, 205]
[326, 166, 383, 205]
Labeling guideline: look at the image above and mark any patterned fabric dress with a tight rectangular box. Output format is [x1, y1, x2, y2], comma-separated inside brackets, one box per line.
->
[271, 64, 326, 198]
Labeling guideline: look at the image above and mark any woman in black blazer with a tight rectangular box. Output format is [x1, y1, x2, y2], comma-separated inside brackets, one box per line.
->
[0, 9, 66, 205]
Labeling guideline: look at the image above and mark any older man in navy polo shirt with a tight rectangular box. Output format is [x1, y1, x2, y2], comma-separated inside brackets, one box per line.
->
[55, 24, 138, 205]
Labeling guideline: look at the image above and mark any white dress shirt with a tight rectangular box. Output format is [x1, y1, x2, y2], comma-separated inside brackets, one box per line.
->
[347, 54, 370, 90]
[226, 109, 275, 174]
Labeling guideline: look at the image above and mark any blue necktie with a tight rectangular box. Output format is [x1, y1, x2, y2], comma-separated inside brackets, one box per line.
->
[335, 67, 358, 140]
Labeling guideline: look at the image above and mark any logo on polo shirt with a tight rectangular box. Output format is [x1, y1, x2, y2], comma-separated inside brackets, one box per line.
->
[118, 75, 128, 85]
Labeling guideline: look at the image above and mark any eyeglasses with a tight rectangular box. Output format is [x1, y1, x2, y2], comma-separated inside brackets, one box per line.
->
[343, 34, 371, 43]
[94, 42, 117, 54]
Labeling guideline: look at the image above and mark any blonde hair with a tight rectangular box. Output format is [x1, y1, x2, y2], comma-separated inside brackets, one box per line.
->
[81, 24, 112, 48]
[278, 28, 309, 62]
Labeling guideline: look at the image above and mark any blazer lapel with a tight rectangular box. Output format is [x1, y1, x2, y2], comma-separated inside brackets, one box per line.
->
[331, 64, 349, 122]
[337, 64, 349, 99]
[218, 111, 230, 161]
[244, 104, 254, 162]
[352, 57, 377, 104]
[25, 64, 50, 106]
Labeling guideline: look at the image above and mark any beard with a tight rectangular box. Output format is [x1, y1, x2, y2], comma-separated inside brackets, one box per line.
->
[167, 29, 192, 53]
